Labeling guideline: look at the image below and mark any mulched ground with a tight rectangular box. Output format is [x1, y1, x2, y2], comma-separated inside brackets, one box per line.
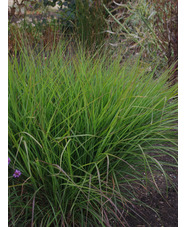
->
[125, 188, 177, 227]
[125, 154, 178, 227]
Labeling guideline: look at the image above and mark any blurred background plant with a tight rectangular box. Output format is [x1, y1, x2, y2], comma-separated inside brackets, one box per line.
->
[8, 0, 178, 78]
[8, 0, 109, 50]
[43, 0, 109, 46]
[104, 0, 178, 83]
[152, 0, 178, 83]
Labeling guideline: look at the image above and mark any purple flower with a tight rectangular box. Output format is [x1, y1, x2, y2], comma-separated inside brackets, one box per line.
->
[13, 169, 21, 178]
[8, 157, 11, 165]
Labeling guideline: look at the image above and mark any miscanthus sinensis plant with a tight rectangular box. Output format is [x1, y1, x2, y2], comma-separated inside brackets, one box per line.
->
[8, 43, 177, 226]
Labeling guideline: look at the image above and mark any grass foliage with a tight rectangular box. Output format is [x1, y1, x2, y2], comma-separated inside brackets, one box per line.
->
[8, 42, 177, 226]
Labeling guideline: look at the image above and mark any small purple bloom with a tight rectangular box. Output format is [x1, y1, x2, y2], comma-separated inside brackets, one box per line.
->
[13, 169, 21, 178]
[8, 157, 11, 165]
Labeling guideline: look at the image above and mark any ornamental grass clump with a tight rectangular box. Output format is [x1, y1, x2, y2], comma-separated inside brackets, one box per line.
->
[8, 43, 177, 226]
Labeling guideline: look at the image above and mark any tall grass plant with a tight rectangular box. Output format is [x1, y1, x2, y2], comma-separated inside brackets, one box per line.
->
[8, 41, 177, 226]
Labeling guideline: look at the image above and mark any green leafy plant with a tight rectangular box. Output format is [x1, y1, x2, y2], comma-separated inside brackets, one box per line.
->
[8, 41, 177, 226]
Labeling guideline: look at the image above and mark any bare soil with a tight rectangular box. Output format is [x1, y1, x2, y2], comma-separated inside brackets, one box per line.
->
[125, 154, 178, 227]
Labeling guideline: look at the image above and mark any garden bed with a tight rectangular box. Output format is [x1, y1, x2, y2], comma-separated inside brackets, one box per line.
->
[125, 153, 178, 227]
